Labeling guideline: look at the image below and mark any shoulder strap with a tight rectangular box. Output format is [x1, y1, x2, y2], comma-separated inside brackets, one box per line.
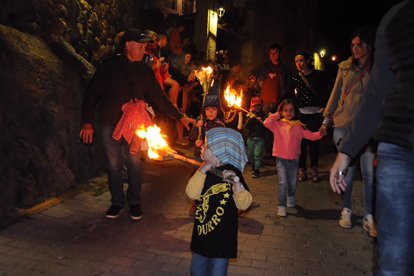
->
[340, 68, 368, 106]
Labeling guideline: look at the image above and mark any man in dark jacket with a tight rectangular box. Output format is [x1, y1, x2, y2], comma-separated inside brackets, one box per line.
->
[329, 1, 414, 274]
[80, 29, 195, 220]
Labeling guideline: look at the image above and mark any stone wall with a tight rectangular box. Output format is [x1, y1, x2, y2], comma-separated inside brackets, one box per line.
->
[0, 25, 106, 225]
[0, 0, 145, 65]
[0, 0, 151, 225]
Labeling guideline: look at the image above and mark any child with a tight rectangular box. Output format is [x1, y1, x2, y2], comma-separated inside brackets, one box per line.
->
[243, 96, 267, 178]
[263, 99, 323, 217]
[186, 127, 252, 275]
[188, 94, 225, 161]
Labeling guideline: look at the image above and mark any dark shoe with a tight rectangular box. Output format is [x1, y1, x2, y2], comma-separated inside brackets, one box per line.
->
[129, 204, 143, 221]
[298, 168, 307, 182]
[252, 170, 260, 178]
[311, 166, 319, 182]
[105, 205, 124, 219]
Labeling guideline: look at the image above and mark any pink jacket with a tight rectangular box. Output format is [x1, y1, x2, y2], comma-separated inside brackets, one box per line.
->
[263, 113, 322, 160]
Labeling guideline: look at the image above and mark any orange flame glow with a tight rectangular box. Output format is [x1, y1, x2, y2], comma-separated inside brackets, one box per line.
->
[135, 124, 169, 159]
[224, 85, 243, 107]
[194, 66, 214, 91]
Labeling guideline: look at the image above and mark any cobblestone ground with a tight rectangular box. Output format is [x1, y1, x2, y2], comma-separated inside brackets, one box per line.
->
[0, 146, 376, 275]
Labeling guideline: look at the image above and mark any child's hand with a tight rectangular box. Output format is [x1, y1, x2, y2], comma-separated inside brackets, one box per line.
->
[222, 169, 236, 180]
[196, 120, 203, 128]
[222, 170, 244, 192]
[319, 125, 327, 136]
[195, 139, 203, 147]
[199, 160, 220, 174]
[248, 113, 256, 119]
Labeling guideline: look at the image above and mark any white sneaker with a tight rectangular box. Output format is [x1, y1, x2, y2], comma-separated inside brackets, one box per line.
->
[339, 208, 352, 228]
[277, 206, 287, 217]
[287, 196, 296, 208]
[363, 214, 378, 238]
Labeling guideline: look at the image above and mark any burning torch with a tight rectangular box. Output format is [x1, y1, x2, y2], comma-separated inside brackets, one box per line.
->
[135, 124, 239, 184]
[194, 66, 214, 140]
[223, 85, 264, 123]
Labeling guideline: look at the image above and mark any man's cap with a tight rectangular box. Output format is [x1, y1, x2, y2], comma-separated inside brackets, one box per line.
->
[143, 30, 158, 41]
[121, 29, 154, 45]
[250, 96, 263, 108]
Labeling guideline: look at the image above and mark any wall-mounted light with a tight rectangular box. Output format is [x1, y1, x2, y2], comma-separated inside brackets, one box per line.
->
[218, 7, 225, 17]
[319, 49, 326, 58]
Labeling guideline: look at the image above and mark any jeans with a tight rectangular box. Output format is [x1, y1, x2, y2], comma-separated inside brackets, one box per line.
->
[376, 142, 414, 275]
[298, 113, 323, 170]
[191, 253, 229, 276]
[247, 137, 265, 170]
[333, 128, 375, 215]
[102, 126, 142, 207]
[276, 157, 299, 207]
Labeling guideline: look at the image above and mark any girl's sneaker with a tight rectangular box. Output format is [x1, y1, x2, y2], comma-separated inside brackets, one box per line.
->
[363, 214, 378, 238]
[277, 206, 287, 217]
[339, 208, 352, 228]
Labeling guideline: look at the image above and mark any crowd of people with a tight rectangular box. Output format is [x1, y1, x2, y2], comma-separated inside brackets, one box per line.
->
[80, 3, 414, 273]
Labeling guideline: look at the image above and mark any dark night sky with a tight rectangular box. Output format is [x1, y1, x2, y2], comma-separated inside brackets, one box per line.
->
[317, 0, 401, 60]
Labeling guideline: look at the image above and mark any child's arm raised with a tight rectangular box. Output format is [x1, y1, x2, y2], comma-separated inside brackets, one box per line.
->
[263, 112, 281, 130]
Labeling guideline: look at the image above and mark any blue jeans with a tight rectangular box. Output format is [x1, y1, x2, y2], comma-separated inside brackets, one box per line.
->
[276, 157, 299, 207]
[333, 128, 375, 215]
[376, 142, 414, 275]
[191, 253, 229, 276]
[101, 126, 142, 207]
[247, 137, 265, 170]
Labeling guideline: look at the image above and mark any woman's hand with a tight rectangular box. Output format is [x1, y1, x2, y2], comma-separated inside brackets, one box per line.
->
[319, 125, 327, 136]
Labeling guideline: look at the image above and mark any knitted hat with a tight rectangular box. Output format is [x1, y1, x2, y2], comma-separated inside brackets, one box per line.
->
[203, 94, 222, 109]
[205, 127, 248, 172]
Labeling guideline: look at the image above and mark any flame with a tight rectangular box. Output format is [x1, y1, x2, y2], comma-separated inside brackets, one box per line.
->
[194, 66, 214, 92]
[194, 66, 213, 81]
[224, 84, 242, 107]
[202, 66, 213, 75]
[135, 124, 169, 159]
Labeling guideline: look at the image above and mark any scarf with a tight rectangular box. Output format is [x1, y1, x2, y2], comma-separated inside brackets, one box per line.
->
[205, 127, 248, 172]
[281, 118, 305, 131]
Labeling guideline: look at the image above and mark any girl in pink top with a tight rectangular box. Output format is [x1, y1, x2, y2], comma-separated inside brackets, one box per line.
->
[264, 99, 323, 217]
